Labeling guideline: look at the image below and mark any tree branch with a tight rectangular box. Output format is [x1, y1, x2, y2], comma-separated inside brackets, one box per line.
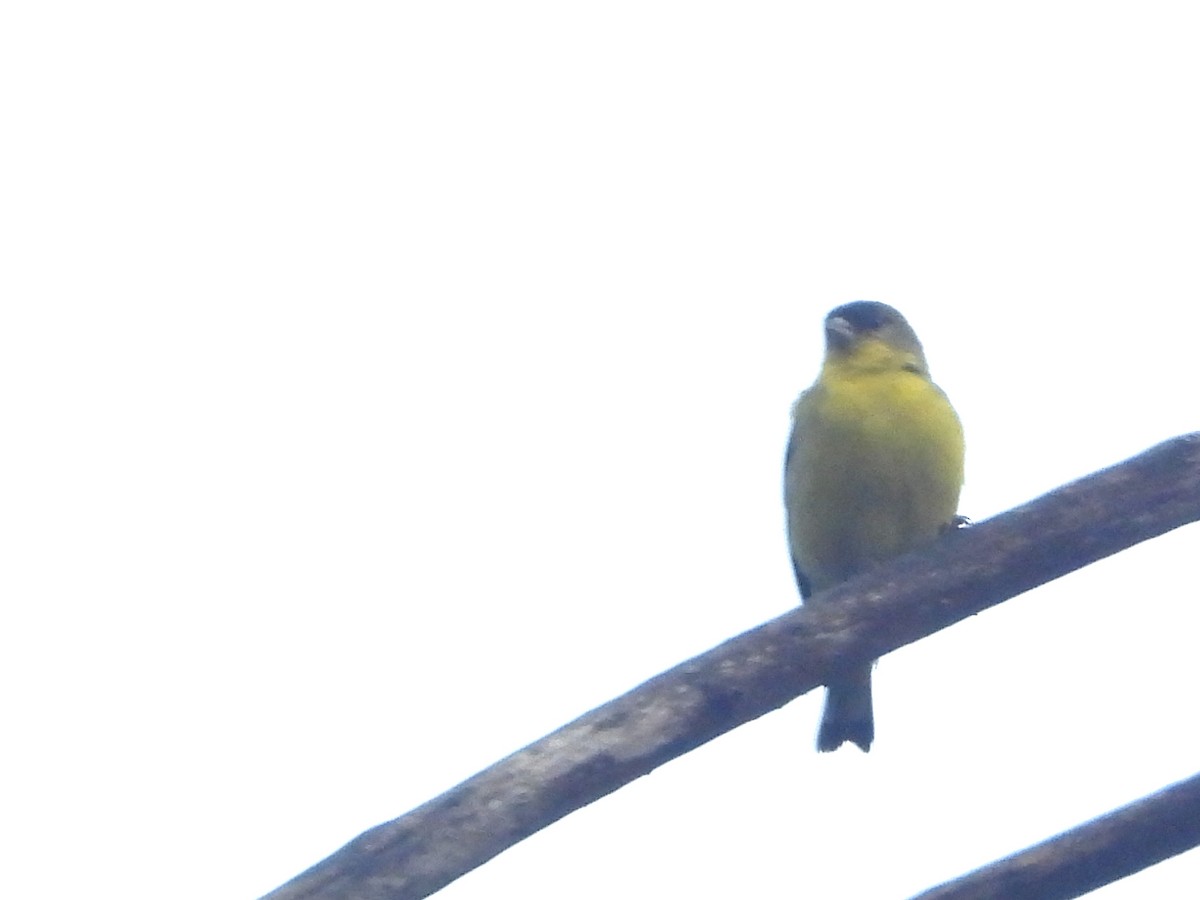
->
[911, 771, 1200, 900]
[261, 433, 1200, 900]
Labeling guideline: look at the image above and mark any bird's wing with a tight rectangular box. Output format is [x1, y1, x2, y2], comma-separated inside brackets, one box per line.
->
[783, 426, 813, 601]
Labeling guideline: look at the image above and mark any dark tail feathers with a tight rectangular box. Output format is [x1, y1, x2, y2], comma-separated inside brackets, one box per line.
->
[817, 667, 874, 752]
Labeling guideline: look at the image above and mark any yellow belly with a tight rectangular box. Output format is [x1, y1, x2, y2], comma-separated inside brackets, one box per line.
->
[786, 369, 964, 593]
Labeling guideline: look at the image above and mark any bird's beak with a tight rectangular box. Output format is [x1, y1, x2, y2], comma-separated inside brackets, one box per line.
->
[825, 315, 856, 347]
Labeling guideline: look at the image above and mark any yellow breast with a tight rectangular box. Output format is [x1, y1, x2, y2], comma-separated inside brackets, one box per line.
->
[786, 365, 964, 592]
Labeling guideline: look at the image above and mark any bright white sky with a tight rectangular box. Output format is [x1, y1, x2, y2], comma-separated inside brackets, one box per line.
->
[4, 4, 1199, 898]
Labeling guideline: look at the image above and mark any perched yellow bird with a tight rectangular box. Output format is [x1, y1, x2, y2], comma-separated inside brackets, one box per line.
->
[784, 301, 964, 752]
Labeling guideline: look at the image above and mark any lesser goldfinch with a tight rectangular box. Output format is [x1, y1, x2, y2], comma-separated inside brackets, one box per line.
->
[784, 301, 964, 752]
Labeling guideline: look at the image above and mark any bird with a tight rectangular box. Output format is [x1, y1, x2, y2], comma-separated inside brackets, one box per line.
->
[783, 301, 964, 752]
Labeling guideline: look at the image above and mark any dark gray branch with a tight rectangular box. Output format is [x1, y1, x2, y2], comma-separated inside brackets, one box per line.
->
[262, 433, 1200, 900]
[912, 771, 1200, 900]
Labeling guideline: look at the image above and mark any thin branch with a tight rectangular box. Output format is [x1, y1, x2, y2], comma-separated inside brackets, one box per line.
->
[262, 433, 1200, 900]
[911, 771, 1200, 900]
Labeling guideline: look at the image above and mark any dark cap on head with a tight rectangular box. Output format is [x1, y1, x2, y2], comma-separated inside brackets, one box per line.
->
[823, 301, 928, 373]
[826, 301, 909, 334]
